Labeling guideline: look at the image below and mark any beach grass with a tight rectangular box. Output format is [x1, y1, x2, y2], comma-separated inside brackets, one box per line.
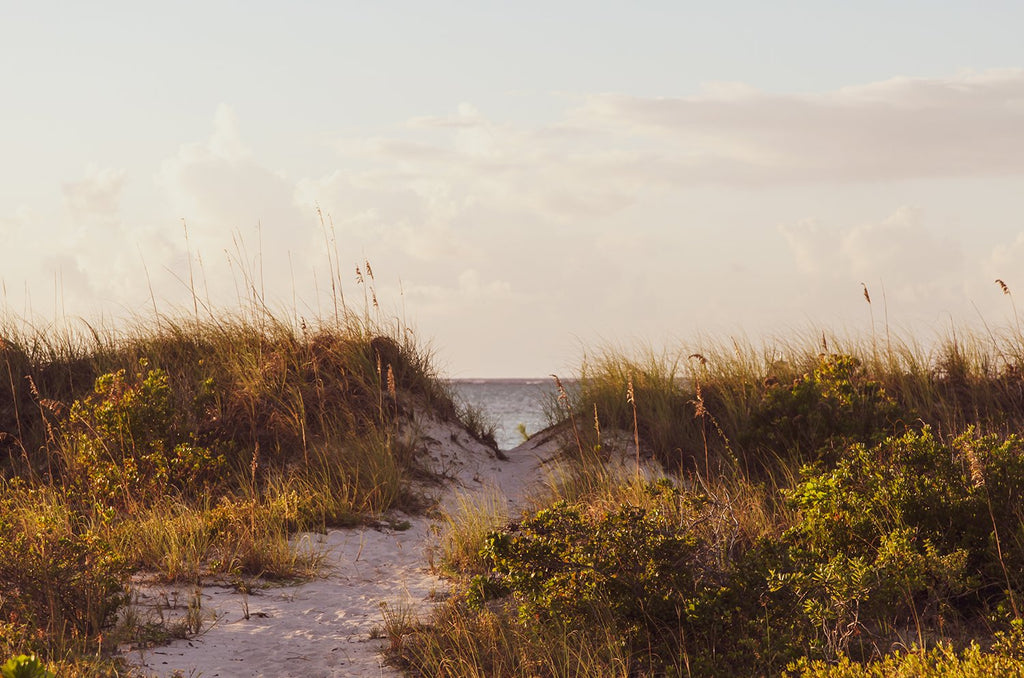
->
[395, 325, 1024, 677]
[0, 300, 460, 672]
[8, 257, 1024, 677]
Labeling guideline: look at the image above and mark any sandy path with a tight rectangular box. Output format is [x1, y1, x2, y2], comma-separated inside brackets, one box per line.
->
[124, 415, 557, 677]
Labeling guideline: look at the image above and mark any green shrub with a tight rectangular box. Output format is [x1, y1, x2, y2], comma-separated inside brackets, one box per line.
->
[0, 491, 128, 650]
[0, 655, 55, 678]
[778, 428, 1024, 657]
[569, 351, 910, 475]
[788, 641, 1024, 677]
[463, 428, 1024, 672]
[743, 354, 905, 460]
[62, 362, 224, 509]
[474, 481, 793, 674]
[478, 490, 695, 668]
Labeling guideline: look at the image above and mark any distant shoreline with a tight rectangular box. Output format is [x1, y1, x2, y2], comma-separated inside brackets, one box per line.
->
[447, 377, 576, 385]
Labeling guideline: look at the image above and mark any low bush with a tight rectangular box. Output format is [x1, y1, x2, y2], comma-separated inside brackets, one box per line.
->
[405, 424, 1024, 676]
[61, 362, 224, 510]
[466, 480, 797, 674]
[742, 353, 906, 461]
[788, 641, 1024, 677]
[782, 427, 1024, 657]
[1, 655, 55, 678]
[0, 487, 128, 656]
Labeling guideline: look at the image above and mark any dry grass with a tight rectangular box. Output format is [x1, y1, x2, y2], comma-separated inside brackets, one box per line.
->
[562, 327, 1024, 478]
[0, 301, 459, 670]
[392, 596, 634, 678]
[435, 488, 510, 576]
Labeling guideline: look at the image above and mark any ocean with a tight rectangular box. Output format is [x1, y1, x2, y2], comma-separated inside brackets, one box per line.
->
[449, 378, 560, 450]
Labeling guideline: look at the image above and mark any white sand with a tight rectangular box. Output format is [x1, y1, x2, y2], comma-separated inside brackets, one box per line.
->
[123, 411, 561, 678]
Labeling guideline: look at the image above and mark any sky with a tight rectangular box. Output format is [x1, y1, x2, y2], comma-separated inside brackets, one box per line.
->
[3, 2, 1024, 377]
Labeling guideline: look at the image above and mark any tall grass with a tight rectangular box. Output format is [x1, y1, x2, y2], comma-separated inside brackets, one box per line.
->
[436, 488, 510, 576]
[0, 299, 459, 670]
[563, 327, 1024, 477]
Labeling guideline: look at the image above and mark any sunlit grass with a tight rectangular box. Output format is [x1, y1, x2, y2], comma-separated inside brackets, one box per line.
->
[562, 326, 1024, 478]
[0, 296, 460, 670]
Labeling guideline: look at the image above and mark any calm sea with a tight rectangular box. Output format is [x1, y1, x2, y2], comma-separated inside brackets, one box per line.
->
[449, 379, 559, 450]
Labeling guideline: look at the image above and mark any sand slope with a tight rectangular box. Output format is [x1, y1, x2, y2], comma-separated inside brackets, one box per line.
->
[124, 411, 559, 677]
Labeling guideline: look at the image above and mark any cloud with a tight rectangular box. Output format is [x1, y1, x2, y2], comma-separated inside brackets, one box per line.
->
[987, 233, 1024, 296]
[316, 71, 1024, 242]
[6, 73, 1024, 375]
[296, 170, 477, 264]
[407, 102, 487, 129]
[329, 104, 646, 225]
[157, 104, 323, 308]
[780, 207, 969, 323]
[403, 268, 516, 312]
[573, 69, 1024, 184]
[62, 165, 125, 224]
[0, 166, 151, 315]
[159, 104, 310, 241]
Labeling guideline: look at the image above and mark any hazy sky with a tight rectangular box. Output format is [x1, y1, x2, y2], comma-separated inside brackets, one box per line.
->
[4, 2, 1024, 376]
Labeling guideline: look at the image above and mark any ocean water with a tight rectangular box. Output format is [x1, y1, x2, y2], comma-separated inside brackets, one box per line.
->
[449, 379, 559, 450]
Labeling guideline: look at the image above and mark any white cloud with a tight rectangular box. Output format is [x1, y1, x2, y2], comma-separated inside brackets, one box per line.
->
[159, 104, 307, 233]
[62, 165, 125, 224]
[780, 207, 970, 324]
[156, 104, 324, 308]
[457, 268, 512, 300]
[315, 71, 1024, 245]
[407, 102, 486, 130]
[573, 69, 1024, 184]
[332, 105, 645, 225]
[404, 268, 516, 313]
[6, 72, 1024, 375]
[988, 233, 1024, 294]
[0, 165, 157, 316]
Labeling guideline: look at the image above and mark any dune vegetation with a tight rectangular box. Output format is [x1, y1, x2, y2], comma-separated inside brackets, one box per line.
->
[7, 265, 1024, 677]
[395, 317, 1024, 676]
[0, 281, 470, 676]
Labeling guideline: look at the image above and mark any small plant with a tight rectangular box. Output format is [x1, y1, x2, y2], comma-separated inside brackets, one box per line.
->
[438, 489, 508, 576]
[458, 402, 498, 450]
[380, 601, 421, 654]
[183, 587, 204, 636]
[62, 362, 224, 509]
[0, 655, 55, 678]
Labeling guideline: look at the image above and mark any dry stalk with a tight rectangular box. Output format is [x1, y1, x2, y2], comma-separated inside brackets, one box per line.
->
[862, 282, 878, 365]
[250, 442, 260, 536]
[551, 374, 585, 459]
[2, 343, 28, 472]
[27, 375, 59, 480]
[387, 364, 398, 424]
[687, 353, 734, 479]
[996, 279, 1022, 336]
[627, 374, 639, 477]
